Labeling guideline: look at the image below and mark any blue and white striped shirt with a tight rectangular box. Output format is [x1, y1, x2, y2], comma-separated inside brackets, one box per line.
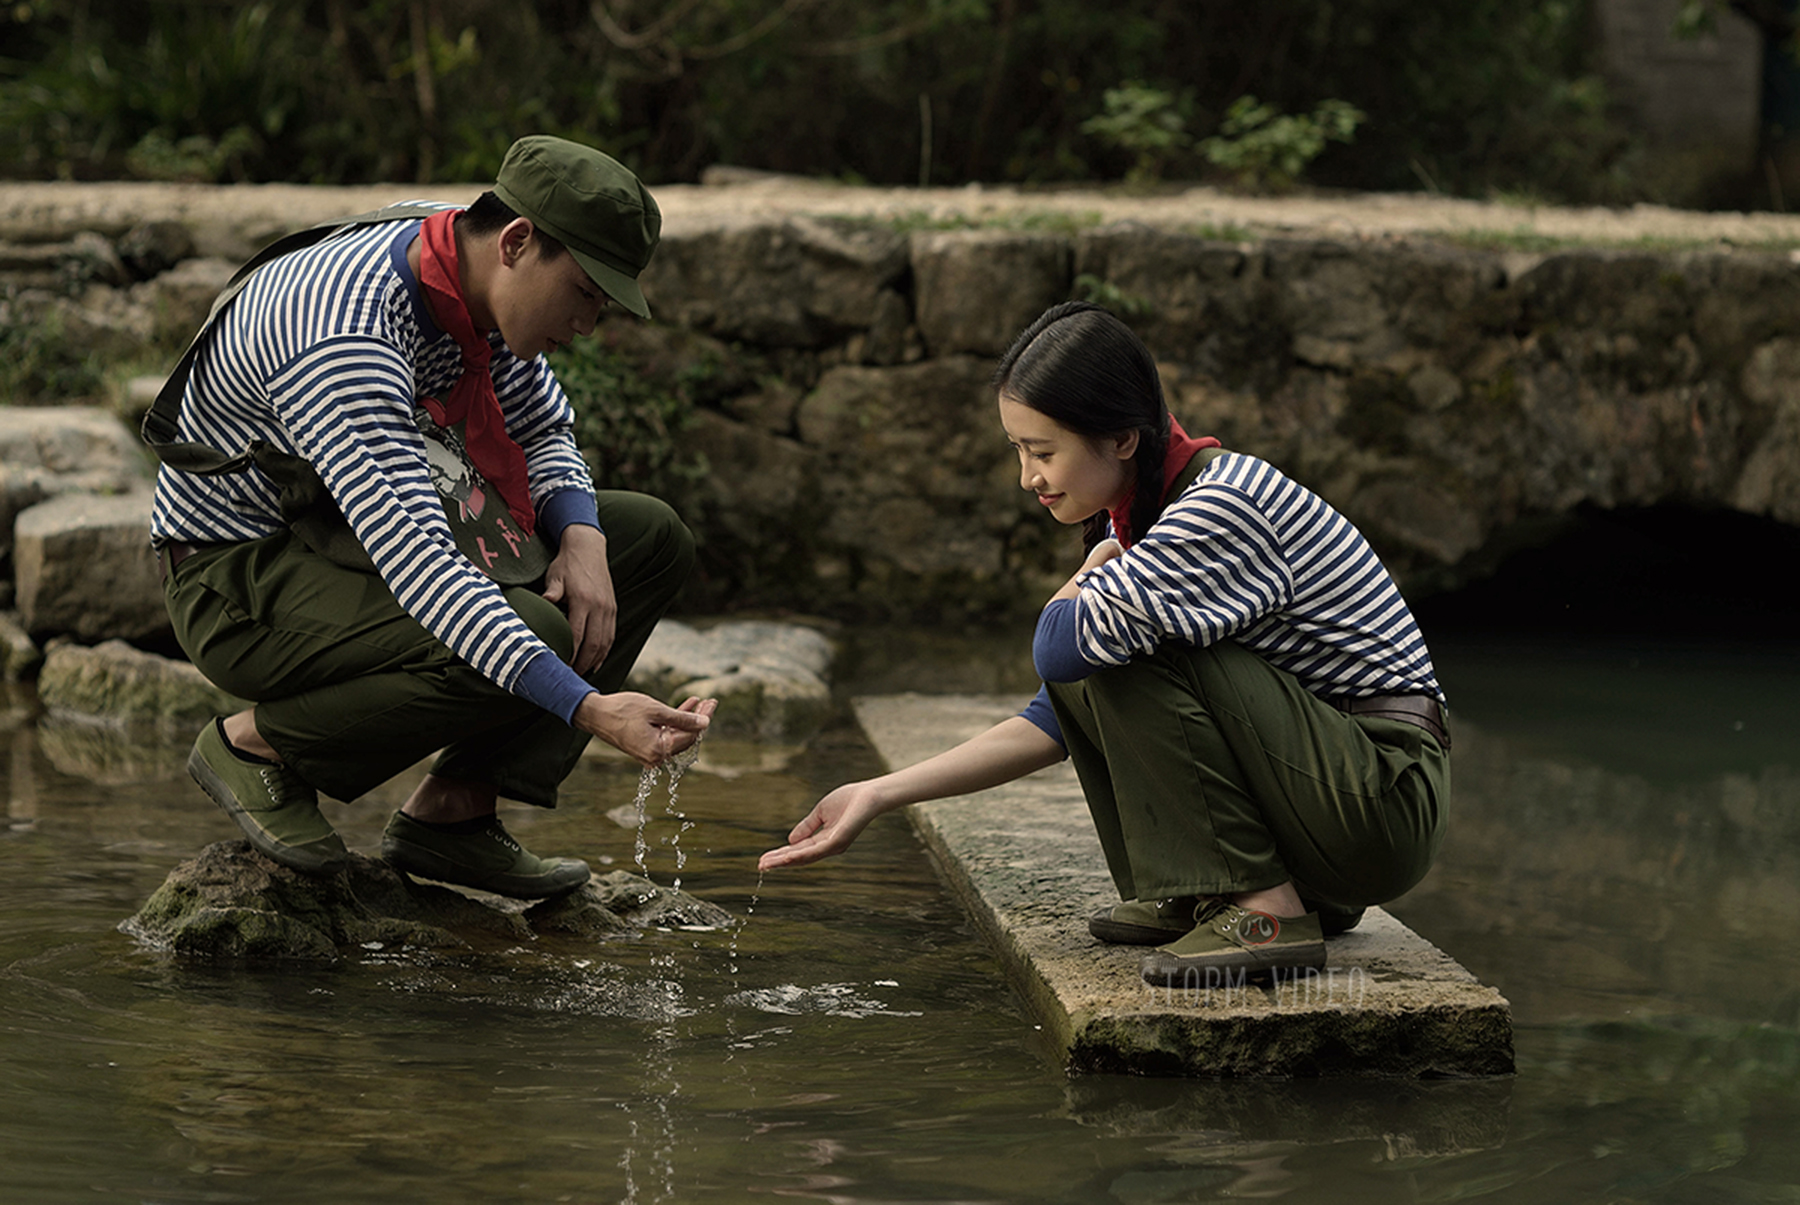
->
[150, 214, 598, 719]
[1022, 452, 1443, 747]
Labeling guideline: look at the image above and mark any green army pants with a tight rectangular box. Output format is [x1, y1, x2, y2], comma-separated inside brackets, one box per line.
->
[163, 491, 693, 808]
[1047, 639, 1448, 908]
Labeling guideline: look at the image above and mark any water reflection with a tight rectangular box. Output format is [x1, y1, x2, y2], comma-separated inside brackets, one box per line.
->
[1393, 635, 1800, 1029]
[3, 636, 1800, 1202]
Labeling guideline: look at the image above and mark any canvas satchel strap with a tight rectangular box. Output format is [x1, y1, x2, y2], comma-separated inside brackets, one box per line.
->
[140, 202, 448, 472]
[1168, 444, 1230, 499]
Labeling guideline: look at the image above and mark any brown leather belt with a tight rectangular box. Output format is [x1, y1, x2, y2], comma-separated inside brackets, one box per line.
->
[156, 540, 209, 583]
[1331, 693, 1451, 748]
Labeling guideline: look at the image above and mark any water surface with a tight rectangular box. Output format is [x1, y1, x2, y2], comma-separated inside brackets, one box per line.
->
[3, 629, 1799, 1203]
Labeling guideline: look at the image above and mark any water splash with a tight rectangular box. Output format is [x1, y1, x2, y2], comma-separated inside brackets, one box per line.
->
[725, 981, 922, 1019]
[630, 737, 702, 885]
[728, 869, 764, 978]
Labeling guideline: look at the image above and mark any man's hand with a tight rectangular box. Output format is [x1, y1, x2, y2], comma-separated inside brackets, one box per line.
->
[576, 692, 716, 767]
[542, 523, 616, 675]
[758, 782, 888, 871]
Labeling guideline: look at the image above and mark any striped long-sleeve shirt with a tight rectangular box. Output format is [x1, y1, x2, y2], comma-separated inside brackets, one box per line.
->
[149, 214, 598, 720]
[1021, 451, 1443, 747]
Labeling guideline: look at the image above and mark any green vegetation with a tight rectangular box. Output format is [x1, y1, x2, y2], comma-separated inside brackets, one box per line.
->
[1079, 82, 1191, 184]
[0, 309, 105, 400]
[862, 208, 1106, 236]
[548, 338, 710, 501]
[1200, 96, 1366, 191]
[1434, 228, 1800, 255]
[0, 0, 1733, 208]
[1439, 227, 1584, 255]
[1072, 274, 1152, 319]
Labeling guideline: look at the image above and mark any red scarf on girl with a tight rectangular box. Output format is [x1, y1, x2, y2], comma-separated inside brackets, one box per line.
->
[1107, 416, 1221, 548]
[415, 209, 536, 536]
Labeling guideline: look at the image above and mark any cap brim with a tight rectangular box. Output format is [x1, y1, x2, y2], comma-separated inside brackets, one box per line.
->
[571, 247, 650, 320]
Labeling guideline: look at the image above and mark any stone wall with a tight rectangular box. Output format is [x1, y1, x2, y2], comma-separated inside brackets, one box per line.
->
[5, 185, 1800, 629]
[631, 215, 1800, 616]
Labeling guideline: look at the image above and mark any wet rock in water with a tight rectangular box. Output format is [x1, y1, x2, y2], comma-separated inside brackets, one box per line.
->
[628, 618, 835, 744]
[37, 639, 245, 729]
[529, 870, 735, 935]
[124, 842, 522, 959]
[123, 841, 733, 961]
[36, 714, 186, 785]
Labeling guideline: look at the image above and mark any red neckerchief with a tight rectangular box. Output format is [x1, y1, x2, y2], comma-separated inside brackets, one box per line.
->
[415, 209, 536, 536]
[1108, 416, 1221, 549]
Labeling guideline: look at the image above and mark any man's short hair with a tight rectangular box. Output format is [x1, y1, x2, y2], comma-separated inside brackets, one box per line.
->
[459, 191, 569, 260]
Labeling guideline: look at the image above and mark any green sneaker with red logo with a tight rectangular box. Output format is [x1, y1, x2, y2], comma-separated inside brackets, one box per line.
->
[1139, 899, 1326, 987]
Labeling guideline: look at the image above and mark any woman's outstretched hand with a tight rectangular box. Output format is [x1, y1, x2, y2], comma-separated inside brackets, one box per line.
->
[757, 716, 1067, 872]
[758, 782, 885, 870]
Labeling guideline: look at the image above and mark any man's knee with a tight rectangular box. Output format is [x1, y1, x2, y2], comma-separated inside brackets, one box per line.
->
[506, 587, 575, 663]
[636, 495, 696, 586]
[597, 491, 697, 588]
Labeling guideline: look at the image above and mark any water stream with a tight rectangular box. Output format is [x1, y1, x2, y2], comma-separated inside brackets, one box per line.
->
[4, 626, 1800, 1202]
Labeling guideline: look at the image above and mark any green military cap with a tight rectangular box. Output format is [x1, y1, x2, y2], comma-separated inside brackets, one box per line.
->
[494, 135, 661, 319]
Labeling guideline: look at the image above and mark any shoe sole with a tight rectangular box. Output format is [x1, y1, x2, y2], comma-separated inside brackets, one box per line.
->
[187, 746, 349, 876]
[1139, 940, 1328, 988]
[381, 834, 590, 900]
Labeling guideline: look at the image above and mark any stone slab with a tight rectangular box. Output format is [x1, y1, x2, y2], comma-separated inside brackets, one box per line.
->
[856, 693, 1515, 1078]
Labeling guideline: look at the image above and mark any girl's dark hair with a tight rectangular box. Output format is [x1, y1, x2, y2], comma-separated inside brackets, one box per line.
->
[993, 301, 1170, 550]
[458, 190, 568, 260]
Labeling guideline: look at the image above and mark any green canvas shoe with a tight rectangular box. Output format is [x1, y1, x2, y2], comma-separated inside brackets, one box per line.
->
[381, 811, 591, 899]
[187, 719, 349, 875]
[1139, 900, 1327, 987]
[1088, 895, 1213, 945]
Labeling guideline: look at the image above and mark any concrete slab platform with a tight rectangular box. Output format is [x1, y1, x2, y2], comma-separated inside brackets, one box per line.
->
[856, 694, 1515, 1078]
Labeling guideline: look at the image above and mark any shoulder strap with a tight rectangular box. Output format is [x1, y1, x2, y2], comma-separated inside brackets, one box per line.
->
[1167, 444, 1230, 500]
[141, 202, 448, 474]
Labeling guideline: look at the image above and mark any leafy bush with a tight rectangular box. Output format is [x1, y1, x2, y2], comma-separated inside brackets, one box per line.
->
[1079, 82, 1191, 183]
[0, 309, 105, 400]
[548, 339, 709, 502]
[0, 0, 1705, 207]
[1073, 274, 1153, 319]
[1200, 96, 1366, 191]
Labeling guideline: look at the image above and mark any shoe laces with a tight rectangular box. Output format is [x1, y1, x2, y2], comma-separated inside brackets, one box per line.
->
[1156, 895, 1218, 925]
[257, 765, 309, 807]
[1192, 898, 1241, 930]
[484, 820, 523, 855]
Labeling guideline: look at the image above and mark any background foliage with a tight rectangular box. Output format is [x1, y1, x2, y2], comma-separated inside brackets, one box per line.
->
[0, 0, 1726, 206]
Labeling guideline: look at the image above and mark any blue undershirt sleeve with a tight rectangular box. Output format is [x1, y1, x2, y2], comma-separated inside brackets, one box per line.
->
[513, 650, 594, 725]
[1033, 597, 1096, 683]
[1017, 685, 1066, 749]
[538, 488, 602, 545]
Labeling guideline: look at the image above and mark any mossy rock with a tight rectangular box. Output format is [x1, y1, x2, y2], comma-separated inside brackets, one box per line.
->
[122, 841, 733, 962]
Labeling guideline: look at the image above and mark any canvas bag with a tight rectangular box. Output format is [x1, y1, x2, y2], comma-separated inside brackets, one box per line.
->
[141, 203, 551, 584]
